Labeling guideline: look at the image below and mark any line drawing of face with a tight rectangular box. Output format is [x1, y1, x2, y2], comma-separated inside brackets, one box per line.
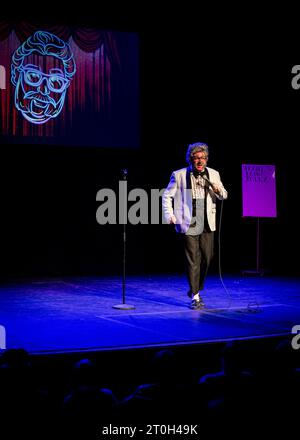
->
[11, 31, 76, 125]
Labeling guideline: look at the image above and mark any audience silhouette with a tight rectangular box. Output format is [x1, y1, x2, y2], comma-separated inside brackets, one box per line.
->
[1, 337, 298, 438]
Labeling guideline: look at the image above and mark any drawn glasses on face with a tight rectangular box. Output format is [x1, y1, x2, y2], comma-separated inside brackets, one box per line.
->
[21, 65, 70, 93]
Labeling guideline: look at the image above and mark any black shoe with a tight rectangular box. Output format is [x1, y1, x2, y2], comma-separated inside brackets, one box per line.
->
[198, 297, 205, 307]
[190, 297, 205, 309]
[190, 299, 202, 309]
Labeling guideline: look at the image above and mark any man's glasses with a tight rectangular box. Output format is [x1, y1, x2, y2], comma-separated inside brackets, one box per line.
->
[22, 66, 70, 93]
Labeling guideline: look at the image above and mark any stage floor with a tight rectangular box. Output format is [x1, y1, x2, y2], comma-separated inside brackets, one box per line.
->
[1, 274, 300, 354]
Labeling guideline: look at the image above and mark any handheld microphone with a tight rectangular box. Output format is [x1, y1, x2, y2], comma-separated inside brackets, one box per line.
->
[201, 173, 221, 195]
[200, 172, 214, 188]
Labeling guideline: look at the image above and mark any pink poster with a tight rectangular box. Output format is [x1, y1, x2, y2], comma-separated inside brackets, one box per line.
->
[242, 164, 277, 217]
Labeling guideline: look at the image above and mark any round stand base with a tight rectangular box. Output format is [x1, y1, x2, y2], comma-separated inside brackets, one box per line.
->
[112, 304, 135, 310]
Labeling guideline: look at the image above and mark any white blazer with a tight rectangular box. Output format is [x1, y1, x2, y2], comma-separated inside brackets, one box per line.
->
[162, 166, 228, 234]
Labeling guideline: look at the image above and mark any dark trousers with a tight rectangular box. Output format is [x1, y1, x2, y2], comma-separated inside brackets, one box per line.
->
[183, 232, 214, 295]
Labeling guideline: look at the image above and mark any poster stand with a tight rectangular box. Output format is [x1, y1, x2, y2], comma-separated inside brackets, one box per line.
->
[241, 164, 277, 277]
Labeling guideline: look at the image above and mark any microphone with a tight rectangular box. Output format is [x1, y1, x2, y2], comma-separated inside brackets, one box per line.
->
[201, 172, 222, 196]
[200, 172, 215, 189]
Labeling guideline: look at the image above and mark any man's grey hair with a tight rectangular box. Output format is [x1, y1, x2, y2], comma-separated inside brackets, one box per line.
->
[186, 142, 209, 165]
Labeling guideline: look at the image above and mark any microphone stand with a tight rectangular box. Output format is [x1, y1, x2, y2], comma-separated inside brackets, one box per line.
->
[113, 169, 135, 310]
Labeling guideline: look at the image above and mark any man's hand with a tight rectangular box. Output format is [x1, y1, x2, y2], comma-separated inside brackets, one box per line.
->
[169, 215, 177, 224]
[212, 184, 221, 196]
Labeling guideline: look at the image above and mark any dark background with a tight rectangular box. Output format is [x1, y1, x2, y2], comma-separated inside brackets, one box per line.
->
[1, 7, 299, 280]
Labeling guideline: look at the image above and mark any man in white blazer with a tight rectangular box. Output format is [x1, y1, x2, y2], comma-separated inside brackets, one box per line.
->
[162, 142, 228, 309]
